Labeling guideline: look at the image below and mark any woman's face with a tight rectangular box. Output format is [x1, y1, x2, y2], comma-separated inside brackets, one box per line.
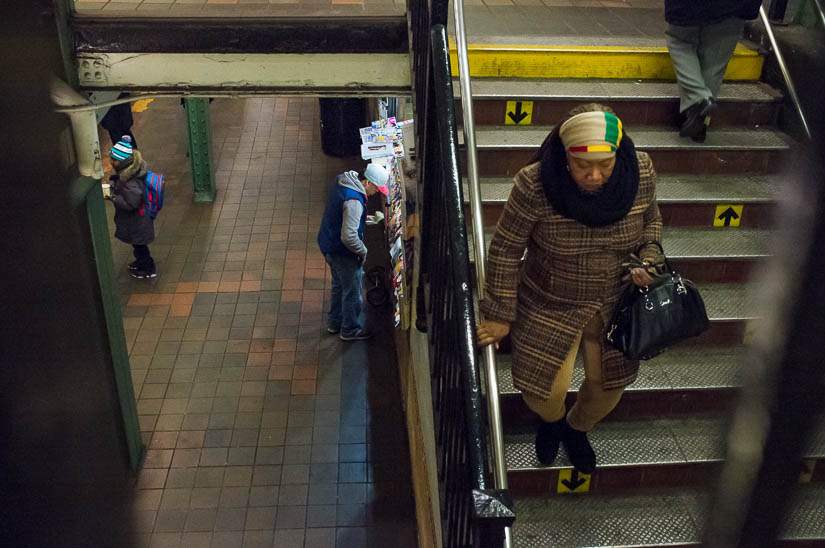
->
[567, 153, 616, 194]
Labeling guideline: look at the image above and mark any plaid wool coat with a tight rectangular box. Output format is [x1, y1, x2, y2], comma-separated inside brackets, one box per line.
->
[480, 152, 662, 397]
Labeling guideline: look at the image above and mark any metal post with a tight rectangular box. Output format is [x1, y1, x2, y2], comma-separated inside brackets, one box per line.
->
[450, 1, 510, 546]
[185, 97, 217, 202]
[759, 7, 812, 140]
[812, 0, 825, 29]
[50, 77, 144, 471]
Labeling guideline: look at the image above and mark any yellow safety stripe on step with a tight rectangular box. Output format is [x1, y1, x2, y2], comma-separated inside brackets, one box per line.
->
[449, 42, 762, 80]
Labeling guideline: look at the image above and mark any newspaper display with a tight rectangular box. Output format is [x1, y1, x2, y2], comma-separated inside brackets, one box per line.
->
[360, 117, 413, 328]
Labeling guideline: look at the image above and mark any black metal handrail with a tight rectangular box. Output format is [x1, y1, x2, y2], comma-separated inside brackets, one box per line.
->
[408, 0, 515, 545]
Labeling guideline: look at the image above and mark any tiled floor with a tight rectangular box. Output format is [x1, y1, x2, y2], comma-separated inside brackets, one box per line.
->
[73, 0, 407, 16]
[72, 0, 662, 17]
[452, 3, 669, 45]
[107, 97, 417, 548]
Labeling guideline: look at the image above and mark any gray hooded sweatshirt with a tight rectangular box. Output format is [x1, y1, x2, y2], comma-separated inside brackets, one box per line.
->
[339, 171, 368, 259]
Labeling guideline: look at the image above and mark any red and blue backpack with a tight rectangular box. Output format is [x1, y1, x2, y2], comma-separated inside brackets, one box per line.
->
[139, 171, 165, 219]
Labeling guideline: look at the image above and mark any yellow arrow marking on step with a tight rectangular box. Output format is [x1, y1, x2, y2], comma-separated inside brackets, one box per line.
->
[505, 101, 533, 125]
[557, 469, 591, 493]
[714, 204, 743, 227]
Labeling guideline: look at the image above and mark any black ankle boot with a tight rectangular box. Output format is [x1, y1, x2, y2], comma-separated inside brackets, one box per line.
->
[535, 418, 565, 465]
[561, 421, 596, 474]
[680, 98, 715, 139]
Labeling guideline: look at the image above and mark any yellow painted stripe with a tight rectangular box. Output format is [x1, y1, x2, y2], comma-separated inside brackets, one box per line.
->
[449, 42, 762, 80]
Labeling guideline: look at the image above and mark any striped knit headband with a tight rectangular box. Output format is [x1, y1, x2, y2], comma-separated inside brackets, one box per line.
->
[559, 111, 623, 159]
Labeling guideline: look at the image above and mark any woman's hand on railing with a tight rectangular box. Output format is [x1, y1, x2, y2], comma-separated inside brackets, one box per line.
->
[477, 320, 511, 348]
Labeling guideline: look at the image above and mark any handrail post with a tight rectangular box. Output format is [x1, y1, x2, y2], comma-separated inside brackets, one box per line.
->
[759, 6, 812, 139]
[451, 0, 509, 494]
[450, 2, 511, 546]
[812, 0, 825, 30]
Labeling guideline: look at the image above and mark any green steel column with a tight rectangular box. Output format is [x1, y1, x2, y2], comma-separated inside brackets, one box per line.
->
[185, 98, 217, 202]
[84, 179, 145, 471]
[53, 0, 79, 88]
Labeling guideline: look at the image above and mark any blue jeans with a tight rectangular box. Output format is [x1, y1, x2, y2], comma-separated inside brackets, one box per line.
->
[324, 253, 363, 334]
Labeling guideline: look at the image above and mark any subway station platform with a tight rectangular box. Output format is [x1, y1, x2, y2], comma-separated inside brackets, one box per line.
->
[110, 97, 417, 548]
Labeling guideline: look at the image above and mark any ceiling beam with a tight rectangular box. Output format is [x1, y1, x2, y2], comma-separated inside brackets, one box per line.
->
[72, 16, 409, 54]
[76, 52, 412, 96]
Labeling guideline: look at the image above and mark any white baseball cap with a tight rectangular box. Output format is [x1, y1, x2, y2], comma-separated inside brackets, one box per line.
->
[364, 163, 390, 195]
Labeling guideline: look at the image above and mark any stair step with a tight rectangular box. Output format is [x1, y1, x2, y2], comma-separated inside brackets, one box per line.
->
[504, 416, 825, 473]
[462, 79, 780, 103]
[471, 226, 769, 263]
[496, 346, 746, 398]
[448, 41, 763, 80]
[468, 127, 791, 176]
[471, 125, 790, 151]
[662, 227, 768, 260]
[467, 174, 777, 204]
[460, 80, 781, 127]
[511, 485, 825, 547]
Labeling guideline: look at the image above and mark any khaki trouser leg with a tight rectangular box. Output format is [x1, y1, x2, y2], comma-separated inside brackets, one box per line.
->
[566, 313, 625, 432]
[521, 331, 581, 423]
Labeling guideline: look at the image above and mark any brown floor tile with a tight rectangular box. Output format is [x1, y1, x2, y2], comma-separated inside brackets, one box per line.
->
[291, 379, 316, 395]
[280, 290, 303, 302]
[240, 281, 262, 292]
[292, 366, 317, 380]
[173, 293, 196, 305]
[246, 353, 271, 366]
[170, 304, 193, 317]
[130, 293, 155, 306]
[176, 282, 199, 293]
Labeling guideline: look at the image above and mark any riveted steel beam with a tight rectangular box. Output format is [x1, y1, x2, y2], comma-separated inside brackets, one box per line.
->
[76, 52, 411, 95]
[72, 17, 408, 55]
[184, 98, 216, 203]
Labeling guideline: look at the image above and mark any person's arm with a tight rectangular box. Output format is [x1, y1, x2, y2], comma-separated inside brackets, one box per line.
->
[111, 179, 143, 211]
[479, 168, 541, 325]
[341, 199, 367, 260]
[637, 155, 663, 264]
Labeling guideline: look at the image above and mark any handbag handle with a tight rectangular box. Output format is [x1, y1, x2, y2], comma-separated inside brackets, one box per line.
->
[636, 240, 676, 274]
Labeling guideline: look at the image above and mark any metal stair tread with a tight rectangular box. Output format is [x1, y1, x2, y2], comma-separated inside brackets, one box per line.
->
[470, 226, 770, 261]
[470, 125, 791, 150]
[660, 227, 769, 259]
[504, 416, 825, 470]
[466, 174, 777, 204]
[496, 346, 746, 396]
[458, 79, 780, 102]
[510, 485, 825, 547]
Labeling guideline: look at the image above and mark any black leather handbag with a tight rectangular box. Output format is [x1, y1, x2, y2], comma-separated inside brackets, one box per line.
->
[606, 242, 710, 360]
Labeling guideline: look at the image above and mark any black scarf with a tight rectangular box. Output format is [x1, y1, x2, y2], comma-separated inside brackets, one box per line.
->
[538, 132, 639, 227]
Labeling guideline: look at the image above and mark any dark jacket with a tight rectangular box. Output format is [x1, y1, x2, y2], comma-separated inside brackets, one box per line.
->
[100, 99, 134, 137]
[665, 0, 762, 26]
[111, 150, 154, 245]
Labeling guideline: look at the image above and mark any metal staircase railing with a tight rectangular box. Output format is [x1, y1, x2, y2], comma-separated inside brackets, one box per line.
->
[409, 0, 515, 545]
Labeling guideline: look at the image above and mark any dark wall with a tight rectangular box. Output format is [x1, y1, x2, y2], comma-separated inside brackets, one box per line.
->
[747, 21, 825, 144]
[0, 1, 135, 546]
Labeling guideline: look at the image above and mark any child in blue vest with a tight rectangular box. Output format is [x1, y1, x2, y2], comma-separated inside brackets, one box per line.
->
[317, 164, 389, 341]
